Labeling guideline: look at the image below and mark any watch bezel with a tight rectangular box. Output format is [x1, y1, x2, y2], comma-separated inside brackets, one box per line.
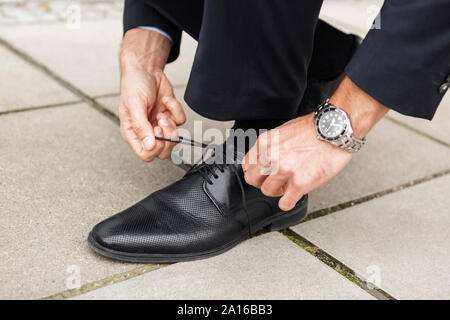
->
[315, 105, 350, 141]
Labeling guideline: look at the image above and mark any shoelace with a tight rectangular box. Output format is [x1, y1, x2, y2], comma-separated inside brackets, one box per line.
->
[156, 136, 253, 236]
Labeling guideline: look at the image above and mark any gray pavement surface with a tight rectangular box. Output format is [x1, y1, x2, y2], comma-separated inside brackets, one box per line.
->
[73, 233, 374, 300]
[0, 45, 79, 112]
[293, 175, 450, 300]
[0, 0, 449, 300]
[0, 104, 185, 299]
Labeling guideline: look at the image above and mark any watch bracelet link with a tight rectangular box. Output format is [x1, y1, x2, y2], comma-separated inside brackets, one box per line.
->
[333, 134, 366, 153]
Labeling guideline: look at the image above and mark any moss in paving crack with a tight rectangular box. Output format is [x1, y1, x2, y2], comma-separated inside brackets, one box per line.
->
[250, 229, 268, 238]
[43, 264, 168, 300]
[280, 229, 396, 300]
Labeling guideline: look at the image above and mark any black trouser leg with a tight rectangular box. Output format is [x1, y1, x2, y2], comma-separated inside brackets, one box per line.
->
[144, 1, 356, 124]
[186, 0, 323, 121]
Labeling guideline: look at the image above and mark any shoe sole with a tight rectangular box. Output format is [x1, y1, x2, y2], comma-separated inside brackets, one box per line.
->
[88, 195, 308, 263]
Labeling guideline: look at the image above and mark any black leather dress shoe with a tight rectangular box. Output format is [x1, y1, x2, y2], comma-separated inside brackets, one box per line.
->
[88, 147, 308, 263]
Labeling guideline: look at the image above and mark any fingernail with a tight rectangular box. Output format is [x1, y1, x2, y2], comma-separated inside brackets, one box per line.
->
[142, 136, 154, 150]
[159, 117, 169, 126]
[162, 96, 170, 103]
[154, 127, 163, 136]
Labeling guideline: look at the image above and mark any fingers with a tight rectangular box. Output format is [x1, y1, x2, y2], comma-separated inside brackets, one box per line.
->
[152, 126, 166, 157]
[242, 130, 303, 211]
[123, 97, 156, 151]
[242, 132, 272, 187]
[261, 175, 287, 197]
[118, 67, 183, 162]
[120, 119, 165, 162]
[244, 165, 269, 188]
[119, 99, 165, 162]
[156, 113, 178, 159]
[157, 72, 186, 125]
[127, 138, 155, 162]
[162, 96, 186, 125]
[243, 146, 268, 187]
[278, 183, 304, 211]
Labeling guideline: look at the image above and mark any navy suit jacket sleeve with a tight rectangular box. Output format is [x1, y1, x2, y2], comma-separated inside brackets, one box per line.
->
[123, 0, 182, 63]
[346, 0, 450, 120]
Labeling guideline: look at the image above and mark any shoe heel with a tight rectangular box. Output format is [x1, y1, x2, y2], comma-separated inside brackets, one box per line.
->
[267, 198, 308, 231]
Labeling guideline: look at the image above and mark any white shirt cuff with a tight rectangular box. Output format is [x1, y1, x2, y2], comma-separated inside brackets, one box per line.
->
[138, 26, 173, 44]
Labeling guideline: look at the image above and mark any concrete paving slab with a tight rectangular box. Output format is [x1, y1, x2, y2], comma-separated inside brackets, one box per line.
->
[0, 20, 122, 97]
[293, 175, 450, 300]
[388, 93, 450, 145]
[0, 21, 196, 97]
[0, 104, 185, 299]
[73, 232, 374, 300]
[0, 45, 78, 112]
[308, 118, 450, 212]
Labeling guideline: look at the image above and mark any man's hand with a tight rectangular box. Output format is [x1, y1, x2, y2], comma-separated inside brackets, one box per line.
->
[242, 76, 389, 211]
[119, 28, 186, 162]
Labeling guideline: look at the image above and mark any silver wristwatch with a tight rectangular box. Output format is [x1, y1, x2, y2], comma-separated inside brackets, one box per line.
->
[314, 99, 366, 153]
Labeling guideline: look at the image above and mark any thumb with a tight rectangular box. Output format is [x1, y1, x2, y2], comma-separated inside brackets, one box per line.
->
[161, 96, 186, 125]
[138, 124, 156, 151]
[128, 104, 156, 151]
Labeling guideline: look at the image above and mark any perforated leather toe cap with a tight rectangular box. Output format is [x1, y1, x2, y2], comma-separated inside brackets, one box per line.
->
[90, 175, 239, 255]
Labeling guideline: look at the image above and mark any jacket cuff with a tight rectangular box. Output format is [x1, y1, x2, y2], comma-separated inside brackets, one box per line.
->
[123, 0, 182, 63]
[345, 1, 450, 120]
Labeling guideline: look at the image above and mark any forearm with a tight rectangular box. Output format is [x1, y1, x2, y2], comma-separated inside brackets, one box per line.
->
[120, 28, 171, 74]
[330, 76, 389, 139]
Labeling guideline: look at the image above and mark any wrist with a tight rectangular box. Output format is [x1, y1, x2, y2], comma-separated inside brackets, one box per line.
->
[120, 28, 171, 74]
[329, 76, 389, 138]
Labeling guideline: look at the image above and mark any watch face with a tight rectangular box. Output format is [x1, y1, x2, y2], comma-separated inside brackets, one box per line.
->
[317, 108, 347, 139]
